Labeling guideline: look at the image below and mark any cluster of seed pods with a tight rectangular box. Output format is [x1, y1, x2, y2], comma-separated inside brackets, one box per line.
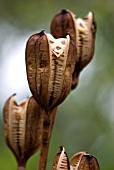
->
[51, 9, 96, 89]
[3, 9, 98, 170]
[52, 147, 99, 170]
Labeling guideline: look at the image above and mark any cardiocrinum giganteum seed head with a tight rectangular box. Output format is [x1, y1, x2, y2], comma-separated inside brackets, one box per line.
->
[25, 30, 77, 111]
[3, 94, 43, 168]
[52, 147, 100, 170]
[52, 147, 70, 170]
[70, 152, 100, 170]
[50, 9, 77, 43]
[50, 9, 97, 90]
[77, 154, 100, 170]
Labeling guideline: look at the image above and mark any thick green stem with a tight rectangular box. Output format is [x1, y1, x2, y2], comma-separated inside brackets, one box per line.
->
[38, 107, 57, 170]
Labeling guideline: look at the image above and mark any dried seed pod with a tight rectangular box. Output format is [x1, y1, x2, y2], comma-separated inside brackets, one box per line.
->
[52, 147, 100, 170]
[75, 11, 96, 71]
[26, 30, 77, 110]
[52, 146, 70, 170]
[3, 94, 43, 169]
[70, 151, 86, 169]
[50, 9, 76, 43]
[70, 152, 100, 170]
[50, 9, 97, 90]
[78, 154, 100, 170]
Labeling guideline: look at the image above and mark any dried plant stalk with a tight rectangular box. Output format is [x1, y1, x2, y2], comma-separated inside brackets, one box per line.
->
[26, 31, 77, 169]
[17, 167, 26, 170]
[38, 107, 57, 170]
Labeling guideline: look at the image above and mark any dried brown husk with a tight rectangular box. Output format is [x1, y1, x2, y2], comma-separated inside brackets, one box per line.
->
[52, 147, 70, 170]
[70, 152, 100, 170]
[52, 148, 100, 170]
[3, 94, 42, 166]
[50, 9, 76, 44]
[76, 12, 96, 71]
[50, 9, 97, 90]
[77, 154, 100, 170]
[25, 30, 77, 111]
[70, 151, 86, 169]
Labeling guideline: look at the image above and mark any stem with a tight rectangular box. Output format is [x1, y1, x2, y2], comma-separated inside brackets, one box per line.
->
[17, 164, 26, 170]
[18, 167, 26, 170]
[17, 161, 26, 170]
[38, 107, 57, 170]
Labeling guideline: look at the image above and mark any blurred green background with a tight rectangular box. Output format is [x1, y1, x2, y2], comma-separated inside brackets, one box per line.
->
[0, 0, 114, 170]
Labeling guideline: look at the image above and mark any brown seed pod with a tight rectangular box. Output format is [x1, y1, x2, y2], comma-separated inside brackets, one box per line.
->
[75, 11, 96, 71]
[3, 94, 43, 168]
[77, 154, 100, 170]
[25, 30, 77, 111]
[70, 151, 87, 169]
[50, 9, 97, 90]
[70, 152, 100, 170]
[52, 147, 70, 170]
[52, 147, 100, 170]
[50, 9, 76, 44]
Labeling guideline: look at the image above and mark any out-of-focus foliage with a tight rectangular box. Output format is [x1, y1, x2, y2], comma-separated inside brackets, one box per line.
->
[0, 0, 114, 170]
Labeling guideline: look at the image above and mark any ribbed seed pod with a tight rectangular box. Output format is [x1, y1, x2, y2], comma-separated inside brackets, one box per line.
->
[70, 151, 86, 169]
[70, 152, 100, 170]
[72, 11, 96, 89]
[50, 9, 96, 89]
[25, 30, 77, 111]
[52, 147, 70, 170]
[3, 94, 43, 169]
[50, 9, 76, 44]
[77, 154, 100, 170]
[75, 11, 96, 71]
[53, 148, 100, 170]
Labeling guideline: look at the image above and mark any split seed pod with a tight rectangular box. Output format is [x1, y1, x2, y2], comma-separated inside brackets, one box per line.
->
[52, 147, 100, 170]
[70, 152, 100, 170]
[70, 151, 86, 169]
[78, 154, 100, 170]
[50, 9, 97, 89]
[26, 30, 77, 111]
[51, 9, 76, 43]
[3, 95, 43, 168]
[52, 147, 70, 170]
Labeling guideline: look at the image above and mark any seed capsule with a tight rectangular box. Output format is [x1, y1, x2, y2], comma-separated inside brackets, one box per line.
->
[3, 94, 42, 168]
[75, 11, 96, 70]
[70, 151, 86, 169]
[50, 9, 97, 89]
[70, 152, 100, 170]
[25, 30, 77, 110]
[51, 9, 77, 44]
[53, 147, 100, 170]
[77, 154, 100, 170]
[52, 147, 70, 170]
